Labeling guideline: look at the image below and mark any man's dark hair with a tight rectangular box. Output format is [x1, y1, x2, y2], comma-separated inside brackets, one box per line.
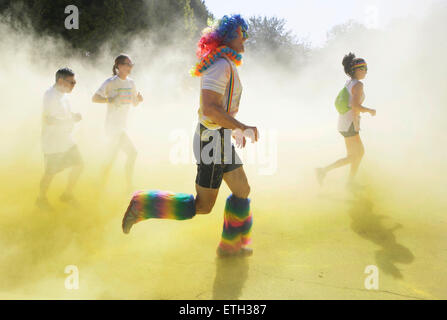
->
[55, 67, 75, 82]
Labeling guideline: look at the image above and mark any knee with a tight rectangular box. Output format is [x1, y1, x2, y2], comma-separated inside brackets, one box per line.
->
[196, 204, 213, 215]
[42, 171, 55, 180]
[195, 199, 215, 215]
[77, 161, 85, 171]
[359, 147, 365, 158]
[347, 149, 364, 161]
[354, 148, 365, 160]
[235, 183, 251, 199]
[126, 149, 137, 163]
[130, 149, 138, 160]
[244, 184, 251, 198]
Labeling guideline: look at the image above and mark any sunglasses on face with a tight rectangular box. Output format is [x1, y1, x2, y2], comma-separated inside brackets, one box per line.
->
[64, 79, 76, 85]
[241, 29, 249, 39]
[355, 66, 368, 72]
[121, 62, 134, 67]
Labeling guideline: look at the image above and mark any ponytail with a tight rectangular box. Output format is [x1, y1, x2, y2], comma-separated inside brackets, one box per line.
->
[342, 52, 356, 76]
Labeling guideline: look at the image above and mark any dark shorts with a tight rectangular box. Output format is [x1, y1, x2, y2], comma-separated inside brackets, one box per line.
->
[44, 145, 82, 175]
[339, 123, 359, 138]
[194, 124, 243, 189]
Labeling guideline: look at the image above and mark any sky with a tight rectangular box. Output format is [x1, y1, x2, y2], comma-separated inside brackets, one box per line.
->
[205, 0, 445, 47]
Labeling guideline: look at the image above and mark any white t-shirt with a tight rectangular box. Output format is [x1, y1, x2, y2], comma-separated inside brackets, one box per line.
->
[198, 57, 242, 130]
[95, 75, 137, 137]
[41, 86, 75, 154]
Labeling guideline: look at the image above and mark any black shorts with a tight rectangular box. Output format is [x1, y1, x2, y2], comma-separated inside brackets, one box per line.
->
[339, 123, 359, 137]
[44, 145, 82, 175]
[194, 124, 243, 189]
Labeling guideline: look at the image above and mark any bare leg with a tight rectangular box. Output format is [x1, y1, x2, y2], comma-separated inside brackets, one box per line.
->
[39, 171, 55, 200]
[316, 135, 361, 185]
[120, 133, 138, 192]
[101, 137, 122, 185]
[348, 135, 365, 183]
[62, 163, 83, 197]
[195, 184, 219, 215]
[36, 170, 55, 210]
[223, 167, 250, 199]
[324, 136, 359, 172]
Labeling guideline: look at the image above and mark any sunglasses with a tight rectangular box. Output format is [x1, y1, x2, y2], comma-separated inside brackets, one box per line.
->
[121, 62, 134, 67]
[354, 66, 368, 72]
[64, 79, 76, 85]
[238, 26, 249, 40]
[242, 29, 249, 39]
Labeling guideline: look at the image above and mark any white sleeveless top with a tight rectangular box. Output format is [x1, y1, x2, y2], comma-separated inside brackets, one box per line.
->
[338, 79, 365, 132]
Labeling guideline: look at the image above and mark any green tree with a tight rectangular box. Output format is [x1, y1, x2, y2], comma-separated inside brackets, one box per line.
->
[246, 16, 310, 67]
[0, 0, 210, 54]
[326, 20, 368, 42]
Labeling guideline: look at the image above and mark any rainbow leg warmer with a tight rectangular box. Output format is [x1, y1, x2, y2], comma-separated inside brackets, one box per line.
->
[218, 194, 253, 253]
[122, 190, 196, 234]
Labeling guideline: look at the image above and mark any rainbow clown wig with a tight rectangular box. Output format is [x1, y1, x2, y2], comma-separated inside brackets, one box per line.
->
[191, 14, 249, 76]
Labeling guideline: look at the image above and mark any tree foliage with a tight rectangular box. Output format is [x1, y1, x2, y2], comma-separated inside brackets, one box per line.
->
[0, 1, 310, 67]
[246, 16, 310, 67]
[0, 0, 211, 53]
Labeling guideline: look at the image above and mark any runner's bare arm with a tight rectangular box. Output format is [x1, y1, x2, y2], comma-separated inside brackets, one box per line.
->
[43, 115, 75, 126]
[201, 89, 259, 141]
[92, 93, 118, 104]
[92, 93, 108, 103]
[352, 82, 375, 116]
[132, 92, 143, 107]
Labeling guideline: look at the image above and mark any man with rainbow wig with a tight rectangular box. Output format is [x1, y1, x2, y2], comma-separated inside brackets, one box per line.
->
[122, 14, 259, 258]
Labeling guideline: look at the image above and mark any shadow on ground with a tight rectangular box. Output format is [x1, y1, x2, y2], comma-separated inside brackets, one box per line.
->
[212, 256, 250, 300]
[348, 192, 414, 279]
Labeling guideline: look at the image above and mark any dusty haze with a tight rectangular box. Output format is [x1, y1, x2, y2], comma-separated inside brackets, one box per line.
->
[0, 4, 446, 299]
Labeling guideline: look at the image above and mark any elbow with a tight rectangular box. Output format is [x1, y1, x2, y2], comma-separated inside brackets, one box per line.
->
[202, 106, 214, 118]
[202, 102, 220, 118]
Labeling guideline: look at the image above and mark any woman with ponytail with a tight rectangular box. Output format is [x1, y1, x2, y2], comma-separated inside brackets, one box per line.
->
[316, 52, 376, 190]
[92, 54, 144, 192]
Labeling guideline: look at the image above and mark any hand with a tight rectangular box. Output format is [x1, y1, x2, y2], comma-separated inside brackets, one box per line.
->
[72, 113, 82, 122]
[369, 108, 376, 116]
[232, 129, 247, 148]
[242, 125, 259, 143]
[108, 95, 119, 104]
[137, 92, 143, 103]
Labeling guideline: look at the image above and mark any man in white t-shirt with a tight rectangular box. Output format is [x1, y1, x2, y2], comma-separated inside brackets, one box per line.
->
[37, 68, 83, 210]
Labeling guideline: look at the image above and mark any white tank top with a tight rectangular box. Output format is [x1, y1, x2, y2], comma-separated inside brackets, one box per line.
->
[338, 79, 365, 132]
